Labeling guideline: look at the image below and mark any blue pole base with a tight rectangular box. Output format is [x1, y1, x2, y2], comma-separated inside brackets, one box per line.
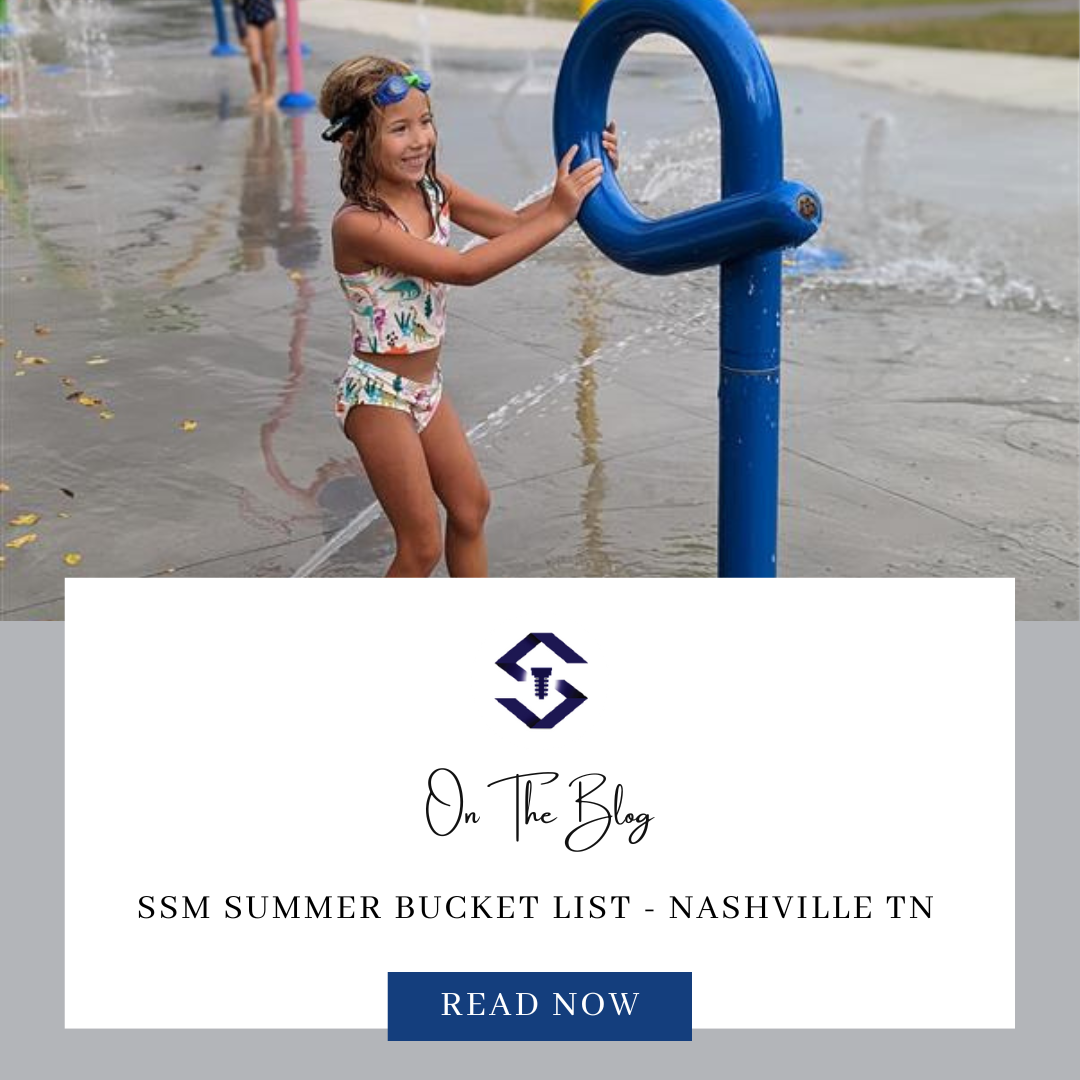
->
[210, 43, 243, 57]
[0, 23, 16, 37]
[282, 43, 312, 57]
[278, 90, 316, 112]
[0, 93, 10, 109]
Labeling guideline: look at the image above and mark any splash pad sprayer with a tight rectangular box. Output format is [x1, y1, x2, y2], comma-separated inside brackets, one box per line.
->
[278, 0, 315, 111]
[209, 0, 243, 57]
[554, 0, 822, 577]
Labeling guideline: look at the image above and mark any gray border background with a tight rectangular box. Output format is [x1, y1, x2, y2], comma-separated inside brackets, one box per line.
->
[3, 620, 1074, 1077]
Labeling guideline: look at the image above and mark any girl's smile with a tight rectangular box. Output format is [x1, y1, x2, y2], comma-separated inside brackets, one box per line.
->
[377, 89, 436, 187]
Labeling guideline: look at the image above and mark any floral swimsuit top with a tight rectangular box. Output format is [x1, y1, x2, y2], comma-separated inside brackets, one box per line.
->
[337, 177, 450, 356]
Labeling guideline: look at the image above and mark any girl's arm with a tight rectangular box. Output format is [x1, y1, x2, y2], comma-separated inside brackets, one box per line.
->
[441, 122, 620, 240]
[335, 147, 603, 287]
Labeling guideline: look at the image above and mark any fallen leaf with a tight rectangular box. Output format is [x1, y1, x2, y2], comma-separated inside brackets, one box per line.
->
[15, 349, 24, 360]
[60, 488, 75, 498]
[9, 513, 40, 526]
[0, 481, 9, 493]
[63, 552, 83, 566]
[0, 555, 5, 567]
[66, 390, 83, 401]
[86, 356, 110, 366]
[20, 355, 49, 365]
[6, 532, 38, 549]
[34, 324, 51, 336]
[14, 370, 26, 377]
[61, 376, 77, 387]
[99, 410, 115, 420]
[77, 394, 103, 407]
[18, 275, 33, 283]
[288, 269, 304, 282]
[180, 419, 198, 432]
[58, 512, 70, 519]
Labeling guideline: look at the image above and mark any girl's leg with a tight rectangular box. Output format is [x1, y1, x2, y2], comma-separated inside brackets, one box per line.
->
[243, 28, 264, 103]
[345, 406, 443, 577]
[261, 21, 278, 102]
[420, 395, 491, 578]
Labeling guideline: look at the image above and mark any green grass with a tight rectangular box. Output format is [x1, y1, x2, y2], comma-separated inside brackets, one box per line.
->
[803, 12, 1080, 57]
[387, 0, 1080, 57]
[387, 0, 1068, 17]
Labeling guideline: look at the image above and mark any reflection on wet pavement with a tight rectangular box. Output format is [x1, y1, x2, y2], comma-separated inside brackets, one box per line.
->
[1, 0, 1077, 618]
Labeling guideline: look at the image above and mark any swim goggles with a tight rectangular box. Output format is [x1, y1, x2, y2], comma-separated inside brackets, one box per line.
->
[373, 70, 432, 107]
[321, 70, 433, 142]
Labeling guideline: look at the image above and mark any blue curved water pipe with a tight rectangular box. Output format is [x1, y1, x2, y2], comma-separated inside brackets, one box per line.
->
[554, 0, 822, 577]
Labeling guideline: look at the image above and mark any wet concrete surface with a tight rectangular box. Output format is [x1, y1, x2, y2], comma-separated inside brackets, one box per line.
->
[1, 0, 1076, 618]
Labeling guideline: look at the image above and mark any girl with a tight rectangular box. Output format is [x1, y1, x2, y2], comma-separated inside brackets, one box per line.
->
[233, 0, 278, 107]
[319, 56, 619, 577]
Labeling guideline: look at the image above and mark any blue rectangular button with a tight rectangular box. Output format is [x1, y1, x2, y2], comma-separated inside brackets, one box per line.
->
[388, 972, 691, 1041]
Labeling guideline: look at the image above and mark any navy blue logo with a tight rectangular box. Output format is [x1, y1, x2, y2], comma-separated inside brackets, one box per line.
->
[496, 633, 587, 729]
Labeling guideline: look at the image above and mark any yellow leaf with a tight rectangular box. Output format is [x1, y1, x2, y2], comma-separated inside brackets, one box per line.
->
[21, 355, 49, 365]
[180, 419, 198, 432]
[0, 555, 5, 568]
[77, 395, 103, 407]
[99, 411, 115, 420]
[6, 532, 38, 549]
[58, 512, 70, 519]
[0, 481, 9, 493]
[14, 370, 26, 377]
[63, 552, 83, 567]
[9, 513, 40, 526]
[288, 269, 304, 282]
[86, 356, 110, 366]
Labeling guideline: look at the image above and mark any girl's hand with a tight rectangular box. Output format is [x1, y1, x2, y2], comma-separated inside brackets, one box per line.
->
[602, 120, 619, 171]
[550, 145, 604, 225]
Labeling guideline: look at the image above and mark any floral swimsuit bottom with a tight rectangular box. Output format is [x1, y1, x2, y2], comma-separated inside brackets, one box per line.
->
[335, 357, 443, 434]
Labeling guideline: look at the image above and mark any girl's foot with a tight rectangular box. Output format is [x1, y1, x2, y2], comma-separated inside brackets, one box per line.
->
[246, 92, 263, 110]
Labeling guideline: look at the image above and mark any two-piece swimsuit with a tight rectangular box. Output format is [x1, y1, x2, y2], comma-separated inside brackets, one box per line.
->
[333, 176, 451, 435]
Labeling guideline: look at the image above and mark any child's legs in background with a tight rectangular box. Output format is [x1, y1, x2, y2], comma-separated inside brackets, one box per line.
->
[241, 26, 264, 100]
[258, 21, 278, 101]
[345, 407, 444, 577]
[420, 395, 490, 578]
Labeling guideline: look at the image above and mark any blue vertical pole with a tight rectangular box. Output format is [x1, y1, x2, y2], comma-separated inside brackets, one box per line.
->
[210, 0, 242, 57]
[715, 22, 784, 577]
[719, 255, 781, 575]
[553, 0, 820, 576]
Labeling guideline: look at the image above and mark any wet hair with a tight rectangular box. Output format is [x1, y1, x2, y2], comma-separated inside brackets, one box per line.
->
[319, 55, 441, 218]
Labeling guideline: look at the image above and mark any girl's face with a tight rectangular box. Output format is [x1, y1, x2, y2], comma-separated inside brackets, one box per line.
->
[374, 88, 436, 187]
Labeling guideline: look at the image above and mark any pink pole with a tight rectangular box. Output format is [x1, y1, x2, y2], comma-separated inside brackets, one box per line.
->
[279, 0, 315, 109]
